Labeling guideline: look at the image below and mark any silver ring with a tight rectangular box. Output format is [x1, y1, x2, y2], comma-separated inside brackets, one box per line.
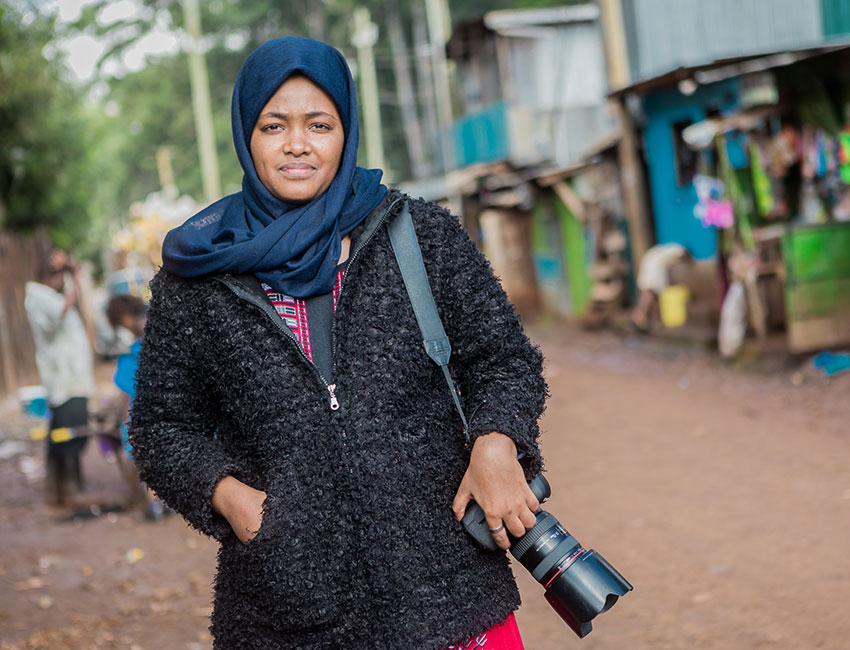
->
[488, 524, 504, 534]
[246, 526, 259, 535]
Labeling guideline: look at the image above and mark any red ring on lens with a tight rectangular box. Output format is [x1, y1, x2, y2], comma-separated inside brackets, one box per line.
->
[544, 548, 590, 589]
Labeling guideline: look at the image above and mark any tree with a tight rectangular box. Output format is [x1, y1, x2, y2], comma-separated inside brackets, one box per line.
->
[0, 2, 101, 251]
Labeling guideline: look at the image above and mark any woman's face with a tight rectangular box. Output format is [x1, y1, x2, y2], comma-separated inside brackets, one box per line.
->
[250, 75, 344, 204]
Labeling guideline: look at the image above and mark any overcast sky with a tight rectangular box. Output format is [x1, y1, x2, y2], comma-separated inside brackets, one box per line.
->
[45, 0, 182, 82]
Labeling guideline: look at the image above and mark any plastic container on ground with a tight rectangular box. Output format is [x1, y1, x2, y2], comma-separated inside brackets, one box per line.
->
[659, 285, 690, 328]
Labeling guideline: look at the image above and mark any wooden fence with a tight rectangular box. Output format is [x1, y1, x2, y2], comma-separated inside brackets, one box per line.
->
[0, 229, 52, 400]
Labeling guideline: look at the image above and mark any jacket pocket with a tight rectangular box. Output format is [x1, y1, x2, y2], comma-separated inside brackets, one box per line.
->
[241, 492, 273, 547]
[221, 489, 343, 633]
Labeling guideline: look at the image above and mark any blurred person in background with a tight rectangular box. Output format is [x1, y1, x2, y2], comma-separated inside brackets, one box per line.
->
[25, 250, 94, 508]
[129, 37, 546, 650]
[629, 243, 693, 332]
[105, 293, 165, 520]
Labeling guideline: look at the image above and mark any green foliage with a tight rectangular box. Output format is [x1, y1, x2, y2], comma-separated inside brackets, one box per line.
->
[0, 3, 99, 252]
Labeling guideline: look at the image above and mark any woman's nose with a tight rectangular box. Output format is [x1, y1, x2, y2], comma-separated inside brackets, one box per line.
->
[284, 128, 310, 155]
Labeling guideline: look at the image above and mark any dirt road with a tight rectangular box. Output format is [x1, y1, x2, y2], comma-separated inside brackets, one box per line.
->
[1, 325, 848, 650]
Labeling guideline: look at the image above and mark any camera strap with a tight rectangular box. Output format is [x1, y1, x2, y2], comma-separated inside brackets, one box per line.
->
[387, 201, 470, 442]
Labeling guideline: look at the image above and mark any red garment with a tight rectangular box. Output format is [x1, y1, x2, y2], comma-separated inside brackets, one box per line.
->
[443, 613, 524, 650]
[262, 267, 346, 364]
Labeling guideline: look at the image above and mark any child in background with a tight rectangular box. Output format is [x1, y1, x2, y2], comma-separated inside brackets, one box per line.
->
[106, 294, 165, 520]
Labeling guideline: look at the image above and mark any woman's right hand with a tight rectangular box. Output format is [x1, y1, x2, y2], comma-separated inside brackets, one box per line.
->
[211, 476, 267, 543]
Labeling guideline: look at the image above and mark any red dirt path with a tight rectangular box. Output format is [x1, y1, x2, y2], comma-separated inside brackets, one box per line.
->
[1, 324, 848, 649]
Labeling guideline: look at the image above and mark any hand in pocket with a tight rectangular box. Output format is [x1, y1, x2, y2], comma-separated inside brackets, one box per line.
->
[212, 476, 268, 543]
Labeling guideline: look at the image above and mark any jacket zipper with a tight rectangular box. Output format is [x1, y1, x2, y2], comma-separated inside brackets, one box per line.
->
[214, 196, 402, 413]
[216, 276, 340, 411]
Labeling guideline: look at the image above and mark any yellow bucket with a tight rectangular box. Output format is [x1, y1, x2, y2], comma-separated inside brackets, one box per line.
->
[659, 285, 690, 328]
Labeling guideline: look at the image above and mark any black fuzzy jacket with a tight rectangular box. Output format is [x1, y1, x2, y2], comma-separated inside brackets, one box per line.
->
[129, 191, 547, 649]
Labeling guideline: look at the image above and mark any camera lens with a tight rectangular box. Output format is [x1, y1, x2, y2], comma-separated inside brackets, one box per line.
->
[459, 474, 632, 638]
[510, 512, 584, 585]
[509, 510, 632, 638]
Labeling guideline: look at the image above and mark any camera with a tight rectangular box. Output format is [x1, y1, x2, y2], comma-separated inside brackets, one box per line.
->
[461, 474, 632, 638]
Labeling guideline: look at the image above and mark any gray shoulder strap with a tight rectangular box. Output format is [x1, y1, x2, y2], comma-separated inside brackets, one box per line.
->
[388, 201, 469, 439]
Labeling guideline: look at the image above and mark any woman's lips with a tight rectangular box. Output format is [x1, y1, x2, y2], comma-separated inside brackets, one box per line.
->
[279, 163, 315, 178]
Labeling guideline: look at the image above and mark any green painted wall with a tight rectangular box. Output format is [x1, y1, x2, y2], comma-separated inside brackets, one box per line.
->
[531, 199, 571, 315]
[531, 202, 549, 253]
[554, 194, 592, 316]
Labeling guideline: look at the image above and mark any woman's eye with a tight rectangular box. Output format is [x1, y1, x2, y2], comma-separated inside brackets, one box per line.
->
[261, 124, 283, 133]
[310, 123, 331, 131]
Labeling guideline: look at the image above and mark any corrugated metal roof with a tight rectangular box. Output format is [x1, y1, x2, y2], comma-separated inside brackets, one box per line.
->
[622, 0, 825, 82]
[483, 5, 599, 31]
[608, 43, 850, 97]
[447, 3, 599, 59]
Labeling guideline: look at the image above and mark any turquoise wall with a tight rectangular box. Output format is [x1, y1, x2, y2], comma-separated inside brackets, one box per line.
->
[642, 79, 740, 259]
[822, 0, 850, 38]
[451, 101, 510, 168]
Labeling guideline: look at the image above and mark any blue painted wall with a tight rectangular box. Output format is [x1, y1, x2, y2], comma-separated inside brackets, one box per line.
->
[451, 101, 509, 167]
[821, 0, 850, 39]
[642, 79, 740, 259]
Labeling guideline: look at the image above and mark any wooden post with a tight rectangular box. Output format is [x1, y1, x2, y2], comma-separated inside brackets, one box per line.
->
[598, 0, 631, 88]
[413, 4, 440, 171]
[598, 0, 653, 265]
[156, 147, 177, 194]
[614, 99, 652, 264]
[387, 0, 430, 179]
[182, 0, 221, 203]
[425, 0, 455, 173]
[352, 8, 386, 172]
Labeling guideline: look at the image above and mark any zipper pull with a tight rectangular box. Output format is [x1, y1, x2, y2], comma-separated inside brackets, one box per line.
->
[327, 384, 340, 411]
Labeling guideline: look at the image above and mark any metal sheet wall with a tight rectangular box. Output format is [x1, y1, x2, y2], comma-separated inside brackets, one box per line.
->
[451, 18, 616, 168]
[622, 0, 824, 82]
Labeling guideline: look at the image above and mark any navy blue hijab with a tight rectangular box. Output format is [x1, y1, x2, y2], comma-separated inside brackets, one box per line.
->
[161, 37, 387, 298]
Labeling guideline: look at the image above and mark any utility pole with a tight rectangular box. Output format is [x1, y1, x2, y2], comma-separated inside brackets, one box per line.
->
[425, 0, 454, 174]
[155, 147, 178, 198]
[598, 0, 652, 264]
[599, 0, 631, 88]
[352, 8, 386, 172]
[413, 4, 440, 173]
[182, 0, 221, 203]
[387, 0, 430, 179]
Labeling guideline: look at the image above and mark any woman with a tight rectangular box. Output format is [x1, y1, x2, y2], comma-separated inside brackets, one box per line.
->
[129, 37, 547, 650]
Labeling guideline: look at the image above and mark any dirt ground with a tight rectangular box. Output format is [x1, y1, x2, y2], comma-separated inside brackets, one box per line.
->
[1, 324, 848, 650]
